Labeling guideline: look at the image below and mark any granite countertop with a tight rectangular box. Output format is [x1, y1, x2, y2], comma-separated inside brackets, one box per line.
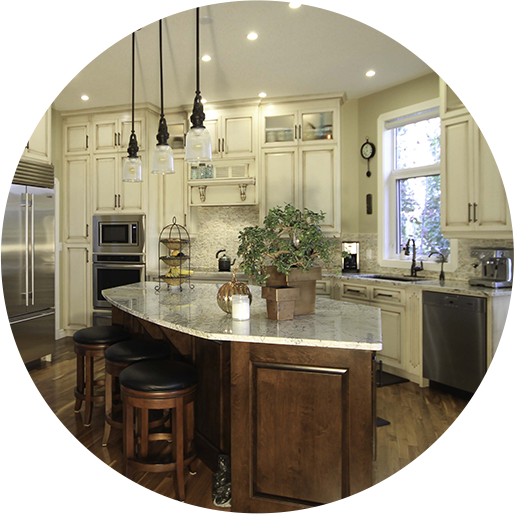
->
[326, 273, 512, 297]
[102, 282, 382, 351]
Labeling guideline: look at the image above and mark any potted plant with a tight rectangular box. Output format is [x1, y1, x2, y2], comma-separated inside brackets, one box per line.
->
[237, 204, 339, 315]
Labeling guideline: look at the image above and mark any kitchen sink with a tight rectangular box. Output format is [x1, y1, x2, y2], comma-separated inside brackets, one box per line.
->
[361, 274, 430, 282]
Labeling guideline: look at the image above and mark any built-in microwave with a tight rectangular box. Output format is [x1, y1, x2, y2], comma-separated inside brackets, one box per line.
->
[93, 214, 145, 254]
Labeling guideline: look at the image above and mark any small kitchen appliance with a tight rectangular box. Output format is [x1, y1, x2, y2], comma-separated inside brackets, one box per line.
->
[469, 247, 513, 288]
[93, 214, 145, 254]
[216, 249, 236, 272]
[342, 242, 360, 273]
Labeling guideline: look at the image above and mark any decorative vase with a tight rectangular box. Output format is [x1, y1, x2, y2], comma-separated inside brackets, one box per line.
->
[217, 267, 252, 314]
[261, 286, 300, 320]
[265, 266, 321, 315]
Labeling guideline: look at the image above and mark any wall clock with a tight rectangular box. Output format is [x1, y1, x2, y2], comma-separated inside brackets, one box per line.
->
[361, 138, 376, 177]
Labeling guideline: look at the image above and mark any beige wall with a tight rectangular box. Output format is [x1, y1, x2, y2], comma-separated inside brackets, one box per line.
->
[358, 73, 440, 233]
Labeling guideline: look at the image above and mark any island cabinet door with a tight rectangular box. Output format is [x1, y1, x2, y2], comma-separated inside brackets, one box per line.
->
[231, 342, 374, 512]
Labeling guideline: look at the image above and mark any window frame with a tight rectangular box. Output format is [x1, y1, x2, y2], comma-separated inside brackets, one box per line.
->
[377, 99, 458, 272]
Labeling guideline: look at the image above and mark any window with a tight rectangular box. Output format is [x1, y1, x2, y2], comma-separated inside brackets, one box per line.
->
[377, 100, 457, 271]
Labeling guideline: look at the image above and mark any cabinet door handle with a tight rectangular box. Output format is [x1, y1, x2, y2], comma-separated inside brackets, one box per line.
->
[86, 134, 89, 149]
[298, 124, 302, 140]
[218, 139, 221, 152]
[118, 194, 121, 208]
[26, 141, 30, 150]
[468, 203, 472, 223]
[86, 224, 89, 238]
[473, 203, 478, 223]
[376, 293, 393, 298]
[347, 288, 363, 294]
[118, 132, 122, 146]
[222, 138, 225, 152]
[86, 249, 89, 263]
[115, 195, 117, 208]
[184, 213, 187, 227]
[294, 125, 297, 140]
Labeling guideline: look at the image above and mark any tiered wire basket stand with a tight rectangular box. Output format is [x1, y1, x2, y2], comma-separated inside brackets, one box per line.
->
[155, 216, 194, 292]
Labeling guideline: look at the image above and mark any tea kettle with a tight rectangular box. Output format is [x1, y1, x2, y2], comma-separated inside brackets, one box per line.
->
[216, 249, 236, 272]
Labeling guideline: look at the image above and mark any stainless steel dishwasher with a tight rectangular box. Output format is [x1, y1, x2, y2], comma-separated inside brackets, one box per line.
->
[423, 291, 487, 393]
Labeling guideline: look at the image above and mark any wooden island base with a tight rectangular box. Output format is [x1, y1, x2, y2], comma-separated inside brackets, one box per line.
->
[112, 306, 376, 512]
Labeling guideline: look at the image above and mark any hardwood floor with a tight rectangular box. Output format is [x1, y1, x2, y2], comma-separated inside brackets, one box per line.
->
[21, 338, 487, 504]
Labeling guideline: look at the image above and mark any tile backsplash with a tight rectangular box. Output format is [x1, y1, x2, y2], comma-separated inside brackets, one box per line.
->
[189, 207, 513, 281]
[190, 206, 260, 271]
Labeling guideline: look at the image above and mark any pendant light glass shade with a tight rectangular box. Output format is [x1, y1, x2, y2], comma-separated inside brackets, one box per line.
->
[185, 127, 212, 163]
[152, 19, 174, 174]
[152, 142, 174, 174]
[185, 8, 212, 164]
[123, 32, 143, 183]
[123, 155, 143, 182]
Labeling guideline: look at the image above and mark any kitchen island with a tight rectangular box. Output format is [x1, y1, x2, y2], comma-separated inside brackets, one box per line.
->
[103, 282, 382, 511]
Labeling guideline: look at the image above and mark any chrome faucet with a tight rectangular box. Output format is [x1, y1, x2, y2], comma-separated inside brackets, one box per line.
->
[404, 239, 423, 277]
[429, 251, 447, 282]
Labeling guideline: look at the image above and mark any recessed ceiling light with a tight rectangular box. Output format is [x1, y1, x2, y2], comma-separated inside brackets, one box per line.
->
[259, 92, 267, 98]
[202, 55, 211, 62]
[289, 2, 302, 8]
[247, 32, 258, 41]
[366, 70, 376, 77]
[81, 95, 89, 101]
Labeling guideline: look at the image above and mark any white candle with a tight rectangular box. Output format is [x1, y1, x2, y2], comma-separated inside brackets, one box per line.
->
[232, 294, 250, 320]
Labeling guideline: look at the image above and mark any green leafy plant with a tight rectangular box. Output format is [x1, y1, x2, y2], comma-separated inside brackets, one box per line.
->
[237, 204, 339, 286]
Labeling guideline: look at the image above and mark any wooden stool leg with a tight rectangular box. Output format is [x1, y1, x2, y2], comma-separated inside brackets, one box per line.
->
[74, 353, 84, 412]
[140, 408, 149, 459]
[84, 353, 93, 426]
[102, 370, 113, 446]
[174, 397, 185, 501]
[124, 399, 134, 480]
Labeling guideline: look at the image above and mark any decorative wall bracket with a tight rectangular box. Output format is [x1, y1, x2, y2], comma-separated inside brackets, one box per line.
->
[198, 185, 207, 203]
[239, 184, 248, 202]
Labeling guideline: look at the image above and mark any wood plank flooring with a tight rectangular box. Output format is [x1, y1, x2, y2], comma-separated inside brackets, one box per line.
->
[22, 338, 487, 504]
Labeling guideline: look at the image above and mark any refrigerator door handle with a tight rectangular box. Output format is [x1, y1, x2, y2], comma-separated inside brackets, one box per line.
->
[24, 192, 29, 307]
[31, 193, 35, 305]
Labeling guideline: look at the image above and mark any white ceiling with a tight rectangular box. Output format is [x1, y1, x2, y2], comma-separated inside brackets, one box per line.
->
[53, 1, 433, 113]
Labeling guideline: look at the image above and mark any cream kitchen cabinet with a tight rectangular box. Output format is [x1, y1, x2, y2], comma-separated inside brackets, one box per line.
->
[204, 105, 258, 159]
[260, 98, 340, 148]
[92, 113, 146, 154]
[63, 155, 91, 245]
[441, 114, 511, 238]
[63, 245, 92, 332]
[64, 118, 90, 155]
[332, 280, 417, 381]
[92, 153, 146, 214]
[23, 108, 51, 163]
[260, 144, 340, 236]
[439, 79, 468, 120]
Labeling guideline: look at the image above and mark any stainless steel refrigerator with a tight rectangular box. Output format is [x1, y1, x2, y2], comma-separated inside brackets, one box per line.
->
[2, 163, 55, 364]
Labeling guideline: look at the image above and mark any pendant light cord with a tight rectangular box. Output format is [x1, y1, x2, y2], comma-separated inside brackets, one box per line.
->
[159, 19, 164, 117]
[131, 32, 136, 134]
[196, 7, 200, 94]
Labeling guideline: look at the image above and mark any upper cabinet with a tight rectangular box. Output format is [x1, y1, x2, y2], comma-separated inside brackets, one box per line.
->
[64, 118, 90, 155]
[259, 97, 342, 236]
[92, 112, 146, 154]
[204, 105, 258, 159]
[23, 108, 52, 164]
[439, 79, 511, 238]
[261, 98, 339, 148]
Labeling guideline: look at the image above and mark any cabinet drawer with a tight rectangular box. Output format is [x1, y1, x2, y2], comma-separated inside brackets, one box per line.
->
[316, 279, 331, 296]
[372, 287, 404, 304]
[341, 283, 370, 300]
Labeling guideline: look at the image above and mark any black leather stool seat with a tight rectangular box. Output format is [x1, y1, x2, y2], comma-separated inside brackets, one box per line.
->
[73, 325, 130, 345]
[105, 340, 171, 364]
[120, 360, 198, 393]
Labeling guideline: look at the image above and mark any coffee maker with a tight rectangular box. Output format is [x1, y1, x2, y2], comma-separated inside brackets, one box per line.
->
[469, 248, 513, 288]
[342, 242, 360, 273]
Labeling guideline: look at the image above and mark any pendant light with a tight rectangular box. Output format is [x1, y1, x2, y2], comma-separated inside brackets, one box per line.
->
[152, 19, 174, 174]
[185, 7, 212, 163]
[123, 32, 143, 182]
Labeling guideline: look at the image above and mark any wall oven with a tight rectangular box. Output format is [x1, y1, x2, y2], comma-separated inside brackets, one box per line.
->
[93, 254, 146, 309]
[93, 214, 145, 254]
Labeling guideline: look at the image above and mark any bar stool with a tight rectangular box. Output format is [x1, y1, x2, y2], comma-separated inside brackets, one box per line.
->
[73, 325, 130, 426]
[120, 360, 197, 501]
[102, 339, 172, 446]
